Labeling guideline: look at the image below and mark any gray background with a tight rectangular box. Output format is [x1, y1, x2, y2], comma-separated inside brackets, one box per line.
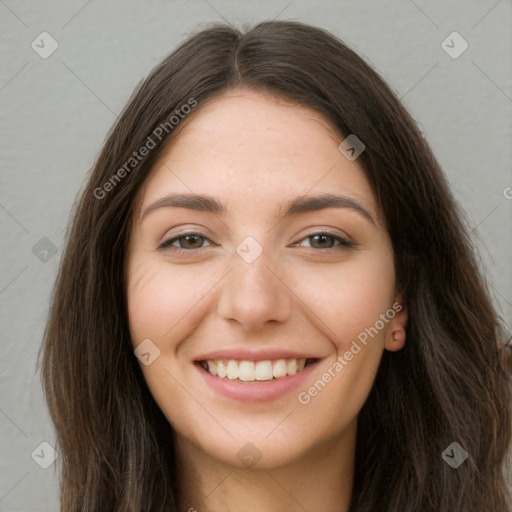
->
[1, 1, 511, 510]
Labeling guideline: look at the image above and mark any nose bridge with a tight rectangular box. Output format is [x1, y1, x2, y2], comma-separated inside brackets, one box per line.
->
[217, 239, 293, 329]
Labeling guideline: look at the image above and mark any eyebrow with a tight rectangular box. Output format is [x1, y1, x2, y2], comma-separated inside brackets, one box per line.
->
[141, 192, 375, 224]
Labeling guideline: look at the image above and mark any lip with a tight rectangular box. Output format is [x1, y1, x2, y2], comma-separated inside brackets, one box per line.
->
[195, 359, 320, 403]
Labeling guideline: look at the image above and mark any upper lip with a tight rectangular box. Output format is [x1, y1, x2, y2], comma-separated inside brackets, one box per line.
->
[194, 347, 320, 362]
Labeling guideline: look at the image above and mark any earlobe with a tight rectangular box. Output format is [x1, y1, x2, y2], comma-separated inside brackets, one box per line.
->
[384, 300, 408, 352]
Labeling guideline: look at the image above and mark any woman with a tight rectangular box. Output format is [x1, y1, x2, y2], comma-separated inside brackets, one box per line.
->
[39, 20, 511, 511]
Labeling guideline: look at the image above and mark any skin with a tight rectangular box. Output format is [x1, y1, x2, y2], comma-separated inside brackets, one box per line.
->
[125, 87, 408, 512]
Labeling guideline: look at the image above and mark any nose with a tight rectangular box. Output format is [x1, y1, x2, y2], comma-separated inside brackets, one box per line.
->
[217, 249, 293, 331]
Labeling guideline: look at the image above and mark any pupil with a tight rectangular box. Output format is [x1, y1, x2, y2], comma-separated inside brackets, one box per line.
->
[313, 234, 332, 248]
[184, 235, 202, 248]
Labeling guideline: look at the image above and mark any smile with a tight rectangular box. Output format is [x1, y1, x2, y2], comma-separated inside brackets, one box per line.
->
[199, 358, 317, 382]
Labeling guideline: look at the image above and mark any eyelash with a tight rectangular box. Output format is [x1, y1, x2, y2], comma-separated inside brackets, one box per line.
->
[158, 231, 355, 254]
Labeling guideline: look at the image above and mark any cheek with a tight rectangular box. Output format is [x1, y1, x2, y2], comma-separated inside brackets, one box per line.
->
[125, 257, 222, 426]
[288, 248, 396, 348]
[297, 252, 395, 425]
[293, 260, 396, 435]
[126, 257, 220, 345]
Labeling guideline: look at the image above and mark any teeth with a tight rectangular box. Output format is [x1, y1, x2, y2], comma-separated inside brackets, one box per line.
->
[255, 360, 273, 381]
[287, 359, 297, 375]
[206, 360, 217, 376]
[238, 361, 255, 381]
[202, 357, 312, 381]
[272, 359, 287, 378]
[217, 361, 227, 378]
[227, 360, 238, 380]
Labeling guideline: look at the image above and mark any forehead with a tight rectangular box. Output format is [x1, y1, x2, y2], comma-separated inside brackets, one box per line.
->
[169, 87, 342, 158]
[135, 88, 379, 221]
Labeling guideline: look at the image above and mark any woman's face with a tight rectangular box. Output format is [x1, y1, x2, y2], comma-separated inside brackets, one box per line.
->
[126, 88, 406, 470]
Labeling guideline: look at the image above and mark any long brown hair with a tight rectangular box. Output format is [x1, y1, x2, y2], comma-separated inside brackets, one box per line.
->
[39, 20, 511, 511]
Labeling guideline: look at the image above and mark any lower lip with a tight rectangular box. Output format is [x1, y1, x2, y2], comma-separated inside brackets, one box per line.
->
[196, 362, 319, 403]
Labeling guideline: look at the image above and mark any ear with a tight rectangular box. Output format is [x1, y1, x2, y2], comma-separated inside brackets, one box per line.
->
[384, 295, 408, 352]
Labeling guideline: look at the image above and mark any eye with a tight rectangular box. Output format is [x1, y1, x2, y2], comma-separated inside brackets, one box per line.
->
[159, 232, 213, 251]
[158, 230, 354, 254]
[293, 231, 354, 250]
